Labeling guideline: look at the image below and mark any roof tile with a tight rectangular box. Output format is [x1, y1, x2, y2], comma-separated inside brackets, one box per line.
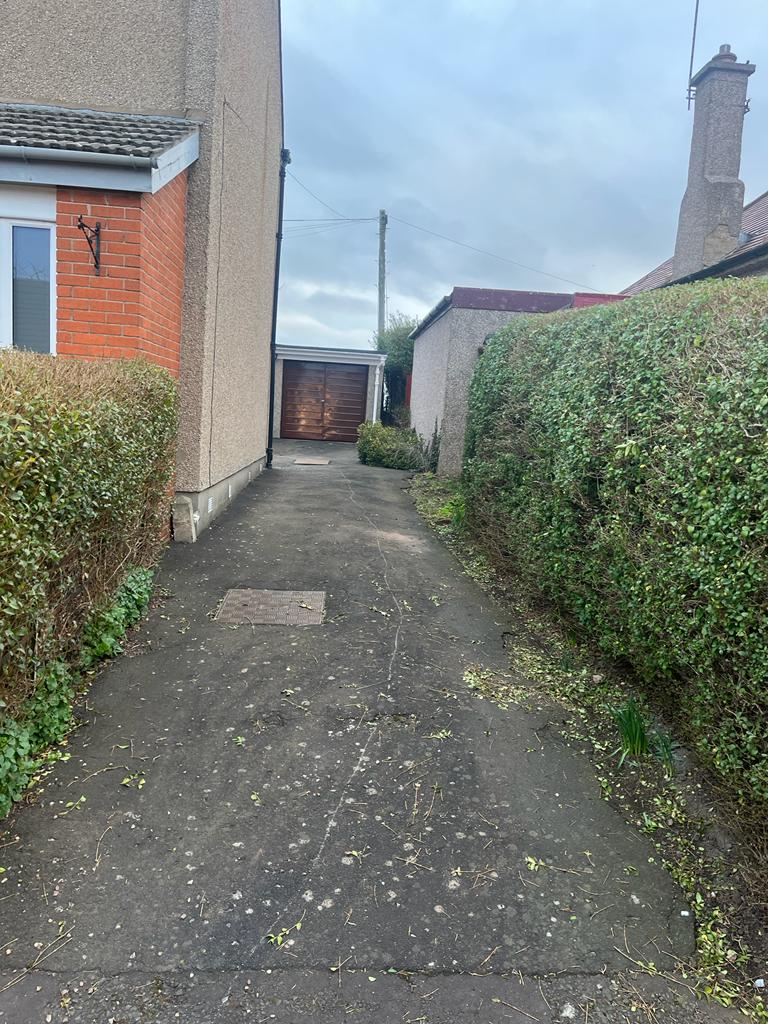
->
[0, 103, 197, 161]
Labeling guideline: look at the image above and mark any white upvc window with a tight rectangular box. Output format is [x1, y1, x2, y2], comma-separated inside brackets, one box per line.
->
[0, 186, 56, 354]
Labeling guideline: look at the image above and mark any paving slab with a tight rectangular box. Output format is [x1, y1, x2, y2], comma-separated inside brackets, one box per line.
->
[0, 440, 730, 1022]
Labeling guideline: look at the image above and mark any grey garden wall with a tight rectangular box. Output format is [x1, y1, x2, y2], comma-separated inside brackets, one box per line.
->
[410, 311, 452, 445]
[411, 308, 523, 476]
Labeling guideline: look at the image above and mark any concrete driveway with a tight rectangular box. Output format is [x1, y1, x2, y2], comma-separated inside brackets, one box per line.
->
[0, 441, 731, 1022]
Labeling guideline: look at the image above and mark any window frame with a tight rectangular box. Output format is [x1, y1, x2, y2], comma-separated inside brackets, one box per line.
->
[0, 213, 57, 355]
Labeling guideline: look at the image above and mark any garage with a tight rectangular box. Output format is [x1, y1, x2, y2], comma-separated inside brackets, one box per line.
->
[274, 345, 386, 443]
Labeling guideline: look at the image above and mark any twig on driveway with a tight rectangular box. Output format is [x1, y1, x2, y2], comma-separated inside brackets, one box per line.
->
[494, 999, 540, 1021]
[478, 944, 500, 967]
[94, 826, 112, 870]
[68, 765, 125, 788]
[0, 927, 73, 993]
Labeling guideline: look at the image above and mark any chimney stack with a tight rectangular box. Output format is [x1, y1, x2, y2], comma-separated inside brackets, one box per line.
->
[672, 44, 755, 280]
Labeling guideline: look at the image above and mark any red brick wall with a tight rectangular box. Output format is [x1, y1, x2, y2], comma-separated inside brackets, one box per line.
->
[56, 172, 187, 376]
[139, 174, 187, 374]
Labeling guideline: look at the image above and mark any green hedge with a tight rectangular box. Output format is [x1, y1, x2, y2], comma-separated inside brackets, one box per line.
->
[463, 278, 768, 807]
[357, 421, 438, 471]
[0, 354, 177, 815]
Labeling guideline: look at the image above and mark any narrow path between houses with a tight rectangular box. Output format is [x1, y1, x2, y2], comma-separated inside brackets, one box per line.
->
[0, 442, 734, 1023]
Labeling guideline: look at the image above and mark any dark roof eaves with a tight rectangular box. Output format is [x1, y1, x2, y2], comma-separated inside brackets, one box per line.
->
[662, 239, 768, 287]
[409, 293, 453, 340]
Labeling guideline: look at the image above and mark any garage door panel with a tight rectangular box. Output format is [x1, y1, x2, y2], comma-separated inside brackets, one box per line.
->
[281, 359, 369, 442]
[324, 407, 365, 425]
[281, 361, 324, 440]
[323, 365, 367, 442]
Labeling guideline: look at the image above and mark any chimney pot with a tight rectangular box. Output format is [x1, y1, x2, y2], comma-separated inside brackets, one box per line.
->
[715, 44, 737, 62]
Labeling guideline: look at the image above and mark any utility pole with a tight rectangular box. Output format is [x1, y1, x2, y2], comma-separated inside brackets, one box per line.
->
[377, 209, 387, 340]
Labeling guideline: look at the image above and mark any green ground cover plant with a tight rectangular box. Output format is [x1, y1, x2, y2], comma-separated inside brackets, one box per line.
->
[357, 421, 439, 471]
[0, 567, 154, 817]
[462, 278, 768, 813]
[0, 353, 177, 816]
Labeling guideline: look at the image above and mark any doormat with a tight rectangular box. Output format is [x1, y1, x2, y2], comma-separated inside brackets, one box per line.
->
[215, 589, 326, 626]
[293, 457, 330, 465]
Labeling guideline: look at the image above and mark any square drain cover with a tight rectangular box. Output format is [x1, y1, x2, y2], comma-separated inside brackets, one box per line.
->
[216, 589, 326, 626]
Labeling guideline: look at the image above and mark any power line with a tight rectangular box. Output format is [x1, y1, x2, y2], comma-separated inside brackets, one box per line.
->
[284, 221, 372, 240]
[389, 215, 599, 292]
[286, 171, 349, 218]
[285, 173, 599, 292]
[284, 217, 375, 223]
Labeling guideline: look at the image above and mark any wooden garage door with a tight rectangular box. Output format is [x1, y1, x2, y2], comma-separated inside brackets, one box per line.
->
[281, 361, 368, 442]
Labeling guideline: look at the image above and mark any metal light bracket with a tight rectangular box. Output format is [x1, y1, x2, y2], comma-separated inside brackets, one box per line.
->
[77, 215, 101, 275]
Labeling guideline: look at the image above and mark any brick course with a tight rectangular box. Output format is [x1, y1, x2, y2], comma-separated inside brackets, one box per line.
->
[56, 173, 187, 376]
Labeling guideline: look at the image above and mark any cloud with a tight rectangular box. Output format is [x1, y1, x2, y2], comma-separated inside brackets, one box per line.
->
[279, 312, 372, 349]
[278, 1, 768, 350]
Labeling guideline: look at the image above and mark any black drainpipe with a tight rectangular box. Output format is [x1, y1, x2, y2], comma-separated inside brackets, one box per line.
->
[266, 147, 291, 468]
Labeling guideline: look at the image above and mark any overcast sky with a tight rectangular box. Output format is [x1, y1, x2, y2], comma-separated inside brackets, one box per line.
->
[277, 0, 768, 349]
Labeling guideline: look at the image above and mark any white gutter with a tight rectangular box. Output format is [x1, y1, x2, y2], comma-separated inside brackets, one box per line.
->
[276, 344, 386, 367]
[0, 144, 154, 166]
[372, 361, 383, 423]
[0, 132, 199, 194]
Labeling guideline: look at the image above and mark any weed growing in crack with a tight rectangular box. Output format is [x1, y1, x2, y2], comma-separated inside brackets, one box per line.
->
[266, 916, 303, 947]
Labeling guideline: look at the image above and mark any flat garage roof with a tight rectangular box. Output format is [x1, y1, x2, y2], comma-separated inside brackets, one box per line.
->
[276, 344, 386, 367]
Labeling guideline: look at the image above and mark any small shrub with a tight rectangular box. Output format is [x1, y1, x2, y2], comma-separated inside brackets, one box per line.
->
[357, 421, 430, 471]
[438, 493, 467, 530]
[389, 404, 411, 429]
[463, 278, 768, 809]
[375, 312, 418, 415]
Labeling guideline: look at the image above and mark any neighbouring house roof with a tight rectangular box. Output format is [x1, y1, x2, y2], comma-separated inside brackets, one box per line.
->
[410, 287, 573, 340]
[276, 344, 386, 367]
[410, 286, 625, 340]
[623, 189, 768, 294]
[448, 286, 575, 314]
[0, 103, 200, 193]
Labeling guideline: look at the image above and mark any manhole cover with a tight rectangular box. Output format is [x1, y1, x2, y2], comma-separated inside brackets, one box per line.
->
[216, 589, 326, 626]
[294, 458, 330, 465]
